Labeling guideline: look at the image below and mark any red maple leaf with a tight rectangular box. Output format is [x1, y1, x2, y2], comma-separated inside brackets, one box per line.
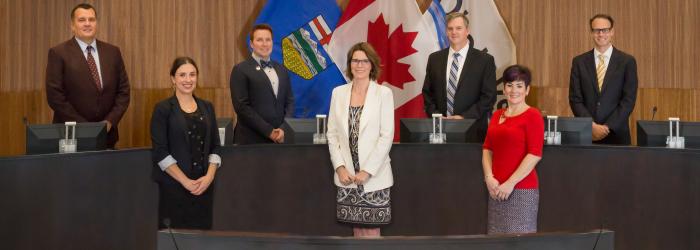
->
[366, 14, 418, 89]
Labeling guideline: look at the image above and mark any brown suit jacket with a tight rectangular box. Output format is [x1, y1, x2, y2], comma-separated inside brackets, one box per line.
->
[45, 38, 130, 147]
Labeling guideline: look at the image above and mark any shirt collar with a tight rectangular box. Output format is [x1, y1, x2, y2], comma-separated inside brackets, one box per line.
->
[594, 46, 613, 59]
[449, 41, 470, 59]
[251, 53, 271, 65]
[75, 37, 97, 53]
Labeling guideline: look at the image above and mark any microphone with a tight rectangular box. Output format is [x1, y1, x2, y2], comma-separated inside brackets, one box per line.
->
[163, 218, 180, 250]
[651, 106, 657, 120]
[592, 217, 606, 250]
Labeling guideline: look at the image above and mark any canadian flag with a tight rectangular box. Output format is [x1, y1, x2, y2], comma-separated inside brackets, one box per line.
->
[328, 0, 447, 140]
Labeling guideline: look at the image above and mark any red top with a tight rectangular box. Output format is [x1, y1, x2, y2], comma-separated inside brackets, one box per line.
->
[483, 107, 544, 189]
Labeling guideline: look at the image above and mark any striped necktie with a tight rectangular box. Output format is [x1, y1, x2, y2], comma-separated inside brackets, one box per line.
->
[596, 54, 606, 92]
[447, 52, 460, 116]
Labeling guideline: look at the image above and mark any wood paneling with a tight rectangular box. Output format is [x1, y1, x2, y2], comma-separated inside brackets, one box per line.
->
[1, 0, 699, 155]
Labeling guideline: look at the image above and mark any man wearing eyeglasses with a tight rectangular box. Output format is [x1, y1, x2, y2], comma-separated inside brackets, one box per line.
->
[569, 14, 638, 145]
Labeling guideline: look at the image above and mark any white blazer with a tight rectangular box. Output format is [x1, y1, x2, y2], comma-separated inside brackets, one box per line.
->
[327, 80, 394, 192]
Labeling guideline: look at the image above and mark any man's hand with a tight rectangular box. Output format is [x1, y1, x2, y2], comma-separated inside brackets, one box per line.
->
[592, 122, 610, 141]
[269, 128, 285, 143]
[103, 120, 112, 132]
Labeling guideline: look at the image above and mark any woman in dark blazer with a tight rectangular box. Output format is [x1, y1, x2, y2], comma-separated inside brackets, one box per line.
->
[150, 57, 222, 229]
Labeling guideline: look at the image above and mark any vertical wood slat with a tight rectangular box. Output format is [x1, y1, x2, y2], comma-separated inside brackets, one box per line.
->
[1, 0, 699, 155]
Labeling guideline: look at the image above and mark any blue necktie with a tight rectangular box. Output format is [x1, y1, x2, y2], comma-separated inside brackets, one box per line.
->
[447, 53, 460, 116]
[260, 60, 272, 68]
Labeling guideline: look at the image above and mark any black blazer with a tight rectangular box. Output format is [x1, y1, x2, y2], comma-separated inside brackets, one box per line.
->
[229, 58, 294, 144]
[422, 47, 497, 141]
[150, 95, 220, 185]
[46, 38, 131, 147]
[569, 47, 638, 145]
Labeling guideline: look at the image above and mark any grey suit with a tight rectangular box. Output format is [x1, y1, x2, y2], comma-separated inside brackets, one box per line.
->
[229, 57, 294, 144]
[569, 47, 638, 145]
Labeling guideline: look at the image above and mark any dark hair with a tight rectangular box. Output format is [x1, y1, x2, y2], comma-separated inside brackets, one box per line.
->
[502, 65, 532, 87]
[71, 3, 96, 20]
[250, 24, 273, 41]
[589, 14, 614, 30]
[345, 42, 381, 81]
[169, 57, 199, 77]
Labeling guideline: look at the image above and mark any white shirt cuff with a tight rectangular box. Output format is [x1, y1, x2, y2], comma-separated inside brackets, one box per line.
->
[209, 154, 222, 168]
[158, 155, 177, 171]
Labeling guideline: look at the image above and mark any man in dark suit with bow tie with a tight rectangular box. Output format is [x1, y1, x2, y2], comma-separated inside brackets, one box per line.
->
[569, 14, 638, 145]
[229, 24, 295, 144]
[45, 3, 131, 149]
[422, 12, 497, 142]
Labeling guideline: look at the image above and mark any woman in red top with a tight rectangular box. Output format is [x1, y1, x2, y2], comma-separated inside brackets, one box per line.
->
[482, 65, 544, 234]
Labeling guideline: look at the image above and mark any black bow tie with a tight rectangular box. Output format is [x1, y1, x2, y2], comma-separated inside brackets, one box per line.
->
[260, 60, 272, 68]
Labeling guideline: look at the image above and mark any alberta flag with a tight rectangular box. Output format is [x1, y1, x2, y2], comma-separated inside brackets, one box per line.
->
[327, 0, 448, 140]
[253, 0, 345, 117]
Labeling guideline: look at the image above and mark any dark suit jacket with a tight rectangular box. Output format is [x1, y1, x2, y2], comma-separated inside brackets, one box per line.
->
[150, 95, 220, 186]
[422, 47, 497, 141]
[569, 47, 638, 145]
[229, 57, 294, 144]
[45, 38, 131, 148]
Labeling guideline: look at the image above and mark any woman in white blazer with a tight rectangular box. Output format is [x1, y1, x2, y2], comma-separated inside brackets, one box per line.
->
[327, 42, 395, 237]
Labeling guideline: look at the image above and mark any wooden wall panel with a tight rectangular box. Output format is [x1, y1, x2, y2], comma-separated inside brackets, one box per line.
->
[1, 0, 699, 155]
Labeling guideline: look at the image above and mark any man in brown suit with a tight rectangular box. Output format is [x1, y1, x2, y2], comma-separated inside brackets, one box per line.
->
[46, 3, 130, 148]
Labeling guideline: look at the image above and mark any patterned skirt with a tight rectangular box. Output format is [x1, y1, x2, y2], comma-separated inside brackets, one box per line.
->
[487, 189, 539, 234]
[336, 186, 391, 226]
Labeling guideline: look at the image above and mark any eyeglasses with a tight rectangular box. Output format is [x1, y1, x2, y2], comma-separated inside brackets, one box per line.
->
[351, 59, 370, 65]
[591, 28, 612, 34]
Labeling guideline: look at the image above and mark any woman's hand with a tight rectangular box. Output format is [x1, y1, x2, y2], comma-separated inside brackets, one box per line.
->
[354, 171, 371, 185]
[485, 176, 500, 199]
[336, 166, 354, 186]
[191, 174, 214, 195]
[179, 178, 200, 193]
[494, 181, 515, 201]
[191, 165, 217, 195]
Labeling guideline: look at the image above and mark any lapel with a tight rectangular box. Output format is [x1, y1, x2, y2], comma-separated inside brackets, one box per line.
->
[271, 62, 285, 102]
[457, 47, 475, 93]
[601, 47, 621, 94]
[95, 39, 107, 91]
[359, 82, 378, 133]
[169, 96, 190, 144]
[583, 50, 599, 95]
[194, 97, 212, 153]
[70, 38, 102, 92]
[339, 83, 351, 138]
[435, 47, 450, 102]
[249, 58, 277, 101]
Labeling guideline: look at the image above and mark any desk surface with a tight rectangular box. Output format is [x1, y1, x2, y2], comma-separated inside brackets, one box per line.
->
[1, 144, 698, 250]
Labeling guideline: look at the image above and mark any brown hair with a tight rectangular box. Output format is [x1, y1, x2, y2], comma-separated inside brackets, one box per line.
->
[345, 42, 381, 81]
[446, 12, 469, 27]
[250, 23, 273, 41]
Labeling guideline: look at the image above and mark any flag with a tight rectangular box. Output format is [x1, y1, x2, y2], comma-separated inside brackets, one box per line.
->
[253, 0, 345, 117]
[327, 0, 448, 140]
[441, 0, 517, 109]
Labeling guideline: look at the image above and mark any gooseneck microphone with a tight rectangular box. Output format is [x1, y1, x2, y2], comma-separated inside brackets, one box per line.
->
[163, 218, 180, 250]
[651, 106, 658, 120]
